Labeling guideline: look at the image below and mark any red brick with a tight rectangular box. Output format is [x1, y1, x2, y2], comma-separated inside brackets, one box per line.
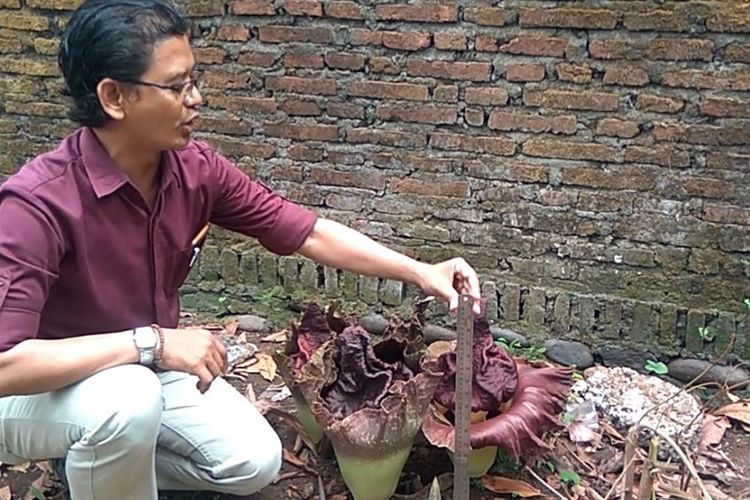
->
[465, 87, 508, 106]
[375, 4, 458, 23]
[465, 108, 484, 127]
[589, 39, 642, 60]
[699, 97, 750, 118]
[680, 176, 736, 199]
[264, 123, 339, 141]
[434, 85, 458, 102]
[703, 203, 750, 226]
[231, 0, 275, 15]
[475, 36, 499, 52]
[212, 137, 276, 159]
[194, 47, 226, 64]
[349, 29, 382, 46]
[209, 94, 277, 113]
[259, 26, 334, 44]
[0, 11, 49, 30]
[596, 118, 640, 138]
[653, 122, 750, 146]
[537, 188, 575, 206]
[237, 51, 278, 67]
[347, 128, 427, 148]
[288, 144, 324, 162]
[217, 25, 251, 41]
[370, 57, 399, 74]
[434, 32, 466, 51]
[324, 1, 363, 19]
[706, 152, 750, 172]
[283, 0, 322, 16]
[646, 38, 713, 61]
[624, 146, 690, 168]
[348, 81, 428, 101]
[577, 192, 632, 212]
[562, 166, 657, 190]
[662, 69, 750, 91]
[310, 167, 386, 191]
[707, 8, 750, 33]
[407, 59, 491, 81]
[636, 93, 684, 113]
[431, 132, 515, 156]
[505, 63, 545, 82]
[201, 72, 250, 90]
[324, 52, 366, 71]
[185, 0, 224, 17]
[489, 111, 576, 135]
[264, 163, 305, 182]
[196, 116, 250, 136]
[284, 51, 324, 69]
[327, 102, 364, 119]
[281, 99, 321, 116]
[500, 36, 566, 57]
[524, 89, 619, 111]
[726, 43, 750, 63]
[382, 31, 431, 51]
[523, 138, 619, 163]
[603, 65, 650, 86]
[376, 105, 457, 124]
[624, 11, 689, 32]
[392, 178, 469, 198]
[556, 63, 592, 83]
[266, 76, 337, 95]
[464, 7, 508, 26]
[520, 7, 617, 29]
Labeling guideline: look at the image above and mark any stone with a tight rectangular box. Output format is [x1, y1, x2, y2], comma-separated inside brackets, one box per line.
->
[544, 339, 594, 368]
[360, 314, 389, 335]
[490, 326, 530, 347]
[571, 366, 703, 454]
[236, 314, 269, 332]
[668, 359, 750, 388]
[218, 335, 258, 368]
[424, 324, 456, 343]
[597, 346, 652, 373]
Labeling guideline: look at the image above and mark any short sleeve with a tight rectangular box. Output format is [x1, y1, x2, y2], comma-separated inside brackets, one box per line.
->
[202, 146, 318, 255]
[0, 186, 63, 351]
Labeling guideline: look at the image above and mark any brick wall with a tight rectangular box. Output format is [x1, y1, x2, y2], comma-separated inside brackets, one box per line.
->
[1, 1, 749, 358]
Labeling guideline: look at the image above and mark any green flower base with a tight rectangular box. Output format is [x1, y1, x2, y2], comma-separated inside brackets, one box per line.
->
[335, 444, 413, 500]
[294, 396, 324, 444]
[448, 445, 498, 478]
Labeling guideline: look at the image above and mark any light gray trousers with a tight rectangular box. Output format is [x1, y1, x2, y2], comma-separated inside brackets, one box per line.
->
[0, 364, 282, 499]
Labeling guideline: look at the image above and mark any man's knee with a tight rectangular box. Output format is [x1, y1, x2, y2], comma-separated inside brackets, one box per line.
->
[209, 429, 282, 496]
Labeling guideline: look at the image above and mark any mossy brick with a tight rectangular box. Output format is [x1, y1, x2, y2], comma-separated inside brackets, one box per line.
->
[711, 312, 735, 357]
[239, 250, 259, 285]
[740, 319, 750, 359]
[602, 300, 622, 339]
[198, 245, 220, 281]
[219, 249, 239, 285]
[280, 256, 299, 292]
[342, 271, 358, 300]
[258, 253, 279, 286]
[0, 0, 21, 8]
[299, 260, 318, 291]
[32, 37, 59, 56]
[577, 296, 596, 335]
[323, 266, 339, 297]
[551, 293, 570, 335]
[500, 283, 520, 321]
[359, 275, 378, 305]
[26, 0, 81, 10]
[525, 287, 546, 325]
[481, 281, 498, 321]
[658, 304, 678, 349]
[0, 12, 49, 31]
[630, 302, 653, 343]
[379, 279, 403, 306]
[0, 118, 17, 134]
[0, 56, 59, 76]
[685, 310, 705, 353]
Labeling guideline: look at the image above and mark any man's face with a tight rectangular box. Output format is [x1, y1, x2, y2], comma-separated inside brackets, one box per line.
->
[123, 35, 202, 151]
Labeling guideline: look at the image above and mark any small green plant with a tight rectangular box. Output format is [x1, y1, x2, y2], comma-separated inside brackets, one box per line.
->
[469, 478, 485, 491]
[644, 360, 669, 375]
[559, 469, 581, 486]
[535, 458, 556, 473]
[744, 298, 750, 310]
[496, 338, 521, 355]
[28, 486, 46, 500]
[698, 326, 715, 341]
[571, 370, 584, 381]
[522, 345, 547, 361]
[561, 411, 575, 424]
[493, 448, 521, 474]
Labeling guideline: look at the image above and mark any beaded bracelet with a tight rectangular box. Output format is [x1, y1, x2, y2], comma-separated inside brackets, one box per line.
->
[151, 323, 165, 364]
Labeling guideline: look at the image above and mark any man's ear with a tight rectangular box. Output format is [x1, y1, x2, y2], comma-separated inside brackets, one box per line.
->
[96, 78, 127, 121]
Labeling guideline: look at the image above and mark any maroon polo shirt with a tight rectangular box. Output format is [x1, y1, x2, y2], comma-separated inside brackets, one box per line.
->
[0, 127, 317, 351]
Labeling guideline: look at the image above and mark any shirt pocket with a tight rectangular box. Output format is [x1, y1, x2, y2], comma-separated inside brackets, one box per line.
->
[166, 247, 195, 293]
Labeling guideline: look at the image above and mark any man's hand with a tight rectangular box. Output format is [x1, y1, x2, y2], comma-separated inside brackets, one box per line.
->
[158, 328, 228, 393]
[417, 257, 482, 314]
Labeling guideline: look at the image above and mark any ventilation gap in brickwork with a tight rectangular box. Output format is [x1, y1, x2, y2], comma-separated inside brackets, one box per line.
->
[317, 265, 325, 288]
[518, 288, 528, 321]
[676, 309, 688, 345]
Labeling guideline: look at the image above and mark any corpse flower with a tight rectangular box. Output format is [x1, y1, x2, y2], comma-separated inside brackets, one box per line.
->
[287, 302, 442, 500]
[422, 315, 573, 477]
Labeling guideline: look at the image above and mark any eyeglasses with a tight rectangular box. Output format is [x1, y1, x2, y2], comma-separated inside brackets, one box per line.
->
[120, 74, 202, 101]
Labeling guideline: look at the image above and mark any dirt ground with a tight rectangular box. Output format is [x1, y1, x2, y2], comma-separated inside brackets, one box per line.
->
[2, 324, 750, 500]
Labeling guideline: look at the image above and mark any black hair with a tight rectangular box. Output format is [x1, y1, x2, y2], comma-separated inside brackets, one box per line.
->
[58, 0, 191, 127]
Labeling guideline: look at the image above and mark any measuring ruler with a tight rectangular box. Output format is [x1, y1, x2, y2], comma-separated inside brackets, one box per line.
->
[453, 294, 474, 500]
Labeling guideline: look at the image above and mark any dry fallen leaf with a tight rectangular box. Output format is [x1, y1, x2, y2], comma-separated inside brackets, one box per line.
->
[700, 415, 731, 450]
[481, 475, 542, 497]
[224, 318, 239, 336]
[714, 401, 750, 426]
[262, 330, 289, 343]
[10, 462, 29, 473]
[245, 383, 256, 403]
[282, 449, 316, 474]
[0, 486, 9, 500]
[245, 353, 278, 381]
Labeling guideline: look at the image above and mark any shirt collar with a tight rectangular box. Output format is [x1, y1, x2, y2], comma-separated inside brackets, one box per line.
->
[79, 127, 179, 199]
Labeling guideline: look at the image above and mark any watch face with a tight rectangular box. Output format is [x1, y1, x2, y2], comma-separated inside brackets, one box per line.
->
[135, 327, 157, 348]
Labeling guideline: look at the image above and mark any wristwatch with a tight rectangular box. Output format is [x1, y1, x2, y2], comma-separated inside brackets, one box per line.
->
[132, 326, 158, 365]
